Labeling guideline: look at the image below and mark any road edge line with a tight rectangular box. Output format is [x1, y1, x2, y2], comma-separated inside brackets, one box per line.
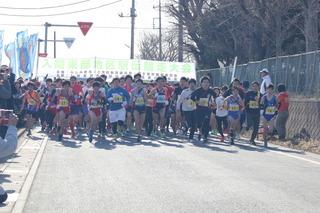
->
[11, 136, 48, 213]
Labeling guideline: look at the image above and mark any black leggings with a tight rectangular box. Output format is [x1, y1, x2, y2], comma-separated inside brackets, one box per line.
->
[246, 112, 260, 141]
[145, 107, 153, 135]
[215, 116, 228, 137]
[112, 121, 124, 134]
[184, 110, 196, 139]
[196, 108, 211, 139]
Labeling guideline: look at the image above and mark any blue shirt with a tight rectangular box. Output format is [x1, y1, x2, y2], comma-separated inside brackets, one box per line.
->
[106, 87, 130, 111]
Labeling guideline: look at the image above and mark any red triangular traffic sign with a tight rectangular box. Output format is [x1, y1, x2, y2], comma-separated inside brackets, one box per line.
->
[78, 22, 93, 36]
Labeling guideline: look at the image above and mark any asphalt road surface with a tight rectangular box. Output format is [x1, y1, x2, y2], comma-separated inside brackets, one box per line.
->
[22, 132, 320, 213]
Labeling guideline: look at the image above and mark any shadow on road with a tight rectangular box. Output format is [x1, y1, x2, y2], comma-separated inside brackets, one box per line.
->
[0, 173, 11, 184]
[61, 140, 82, 149]
[94, 140, 116, 150]
[192, 140, 238, 154]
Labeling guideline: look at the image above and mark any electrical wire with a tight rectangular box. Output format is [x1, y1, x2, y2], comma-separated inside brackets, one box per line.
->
[0, 23, 172, 30]
[0, 0, 92, 10]
[0, 0, 123, 17]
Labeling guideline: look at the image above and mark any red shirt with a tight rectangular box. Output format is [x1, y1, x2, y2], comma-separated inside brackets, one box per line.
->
[72, 83, 82, 95]
[165, 85, 175, 99]
[277, 92, 289, 112]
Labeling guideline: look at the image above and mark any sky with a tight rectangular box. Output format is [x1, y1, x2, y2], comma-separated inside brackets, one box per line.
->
[0, 0, 174, 64]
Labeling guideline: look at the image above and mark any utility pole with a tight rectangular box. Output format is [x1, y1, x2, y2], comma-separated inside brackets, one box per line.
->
[54, 31, 57, 59]
[119, 0, 136, 59]
[178, 0, 183, 62]
[130, 0, 136, 59]
[158, 0, 162, 61]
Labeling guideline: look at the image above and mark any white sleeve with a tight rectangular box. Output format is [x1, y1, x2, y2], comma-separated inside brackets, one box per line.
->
[0, 126, 18, 159]
[176, 91, 184, 111]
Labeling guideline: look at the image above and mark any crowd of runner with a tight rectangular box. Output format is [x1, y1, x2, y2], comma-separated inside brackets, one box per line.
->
[8, 70, 289, 147]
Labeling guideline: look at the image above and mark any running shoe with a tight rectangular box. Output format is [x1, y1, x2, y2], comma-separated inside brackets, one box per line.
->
[58, 134, 63, 142]
[88, 130, 94, 143]
[220, 136, 225, 142]
[198, 134, 202, 141]
[27, 129, 32, 136]
[250, 140, 257, 146]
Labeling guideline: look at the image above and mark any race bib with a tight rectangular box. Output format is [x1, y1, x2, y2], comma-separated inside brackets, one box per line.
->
[265, 106, 276, 115]
[198, 98, 209, 107]
[59, 98, 69, 107]
[249, 101, 259, 109]
[156, 95, 166, 103]
[135, 97, 145, 106]
[113, 94, 123, 103]
[147, 99, 155, 107]
[229, 104, 239, 111]
[28, 99, 37, 106]
[185, 99, 196, 108]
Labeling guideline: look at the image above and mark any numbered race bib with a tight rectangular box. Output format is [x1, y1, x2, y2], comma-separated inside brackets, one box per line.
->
[147, 99, 155, 107]
[185, 99, 196, 108]
[229, 104, 240, 112]
[135, 97, 145, 106]
[156, 95, 166, 103]
[265, 106, 276, 115]
[113, 94, 123, 103]
[59, 98, 69, 107]
[249, 101, 259, 109]
[198, 98, 209, 107]
[28, 98, 37, 106]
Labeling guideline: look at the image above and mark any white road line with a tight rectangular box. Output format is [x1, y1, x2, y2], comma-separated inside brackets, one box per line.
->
[266, 149, 320, 166]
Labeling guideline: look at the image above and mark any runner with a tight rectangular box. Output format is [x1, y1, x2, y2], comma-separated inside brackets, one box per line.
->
[215, 87, 228, 142]
[131, 79, 147, 142]
[124, 75, 134, 134]
[69, 76, 83, 138]
[191, 76, 217, 143]
[86, 81, 105, 143]
[244, 81, 261, 145]
[225, 87, 244, 145]
[261, 84, 277, 147]
[177, 78, 197, 142]
[20, 82, 41, 136]
[107, 78, 130, 140]
[145, 82, 155, 136]
[55, 81, 72, 141]
[210, 87, 220, 135]
[171, 77, 188, 134]
[148, 77, 170, 137]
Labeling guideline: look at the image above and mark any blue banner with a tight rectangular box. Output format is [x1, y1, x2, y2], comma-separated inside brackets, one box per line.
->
[0, 31, 4, 65]
[28, 34, 38, 75]
[4, 42, 18, 77]
[16, 31, 30, 79]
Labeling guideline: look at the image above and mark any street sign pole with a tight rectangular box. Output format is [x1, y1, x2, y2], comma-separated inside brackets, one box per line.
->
[54, 31, 57, 59]
[43, 22, 92, 56]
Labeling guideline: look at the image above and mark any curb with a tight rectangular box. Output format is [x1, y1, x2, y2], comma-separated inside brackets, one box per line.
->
[11, 137, 48, 213]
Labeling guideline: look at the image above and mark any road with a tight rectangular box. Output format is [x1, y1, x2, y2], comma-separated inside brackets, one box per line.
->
[21, 131, 320, 213]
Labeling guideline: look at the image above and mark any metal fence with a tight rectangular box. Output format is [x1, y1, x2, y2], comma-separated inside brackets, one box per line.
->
[196, 51, 320, 97]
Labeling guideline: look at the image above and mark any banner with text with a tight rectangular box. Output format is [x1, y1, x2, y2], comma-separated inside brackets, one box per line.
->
[37, 58, 196, 82]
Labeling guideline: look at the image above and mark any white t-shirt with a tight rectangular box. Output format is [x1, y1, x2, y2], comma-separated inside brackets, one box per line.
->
[215, 96, 228, 117]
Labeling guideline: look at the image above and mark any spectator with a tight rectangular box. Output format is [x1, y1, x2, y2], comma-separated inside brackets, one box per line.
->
[260, 68, 272, 95]
[0, 66, 12, 139]
[276, 83, 289, 141]
[0, 66, 12, 109]
[0, 114, 18, 158]
[0, 113, 18, 204]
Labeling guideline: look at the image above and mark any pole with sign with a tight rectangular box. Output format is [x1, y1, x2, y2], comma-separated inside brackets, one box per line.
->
[78, 22, 93, 36]
[63, 37, 76, 48]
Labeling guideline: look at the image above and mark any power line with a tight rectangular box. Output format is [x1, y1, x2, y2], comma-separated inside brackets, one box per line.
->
[0, 0, 123, 17]
[0, 23, 172, 30]
[0, 0, 92, 10]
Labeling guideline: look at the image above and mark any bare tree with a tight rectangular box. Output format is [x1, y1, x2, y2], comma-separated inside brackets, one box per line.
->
[138, 30, 192, 62]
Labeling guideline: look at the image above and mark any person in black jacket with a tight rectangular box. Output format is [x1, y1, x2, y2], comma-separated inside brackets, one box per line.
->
[0, 66, 12, 139]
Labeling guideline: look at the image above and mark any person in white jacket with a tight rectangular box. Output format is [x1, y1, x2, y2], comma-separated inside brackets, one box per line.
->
[0, 114, 18, 159]
[260, 68, 272, 95]
[0, 114, 18, 204]
[176, 79, 197, 142]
